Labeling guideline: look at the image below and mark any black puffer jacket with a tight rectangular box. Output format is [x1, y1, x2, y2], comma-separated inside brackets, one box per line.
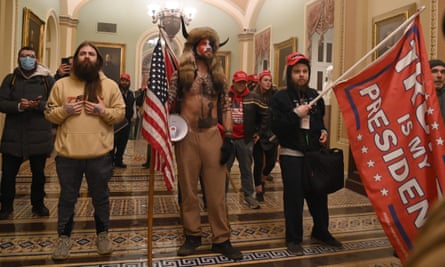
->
[270, 87, 326, 152]
[0, 66, 55, 157]
[255, 87, 278, 150]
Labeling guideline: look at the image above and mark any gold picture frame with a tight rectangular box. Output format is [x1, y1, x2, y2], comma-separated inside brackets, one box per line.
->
[216, 51, 231, 82]
[372, 3, 417, 59]
[22, 7, 45, 60]
[93, 42, 126, 83]
[274, 37, 298, 88]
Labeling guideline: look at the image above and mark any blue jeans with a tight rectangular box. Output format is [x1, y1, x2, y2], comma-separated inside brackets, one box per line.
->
[227, 139, 254, 197]
[55, 154, 113, 236]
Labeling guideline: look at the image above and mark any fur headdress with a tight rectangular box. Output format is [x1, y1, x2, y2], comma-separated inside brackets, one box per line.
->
[179, 19, 229, 93]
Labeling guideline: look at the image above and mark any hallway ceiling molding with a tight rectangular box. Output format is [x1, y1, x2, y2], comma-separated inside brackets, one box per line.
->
[65, 0, 264, 31]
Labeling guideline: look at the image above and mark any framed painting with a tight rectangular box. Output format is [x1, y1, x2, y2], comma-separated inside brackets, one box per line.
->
[22, 7, 45, 60]
[216, 51, 231, 82]
[372, 3, 416, 59]
[255, 26, 271, 74]
[273, 37, 298, 88]
[93, 42, 126, 83]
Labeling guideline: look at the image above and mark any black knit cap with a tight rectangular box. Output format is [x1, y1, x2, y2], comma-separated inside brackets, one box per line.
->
[429, 59, 445, 69]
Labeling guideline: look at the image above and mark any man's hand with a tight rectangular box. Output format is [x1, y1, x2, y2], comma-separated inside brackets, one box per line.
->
[319, 131, 328, 144]
[220, 137, 234, 165]
[63, 98, 83, 115]
[19, 96, 42, 111]
[84, 97, 105, 116]
[57, 63, 71, 76]
[293, 104, 312, 117]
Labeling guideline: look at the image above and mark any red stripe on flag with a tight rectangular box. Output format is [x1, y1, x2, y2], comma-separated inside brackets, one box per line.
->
[142, 39, 175, 191]
[333, 17, 445, 262]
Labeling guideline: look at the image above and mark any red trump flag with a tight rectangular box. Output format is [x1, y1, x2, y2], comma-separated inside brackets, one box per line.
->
[333, 17, 445, 262]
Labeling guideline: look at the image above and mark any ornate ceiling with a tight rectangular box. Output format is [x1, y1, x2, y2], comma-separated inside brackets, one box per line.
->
[66, 0, 264, 29]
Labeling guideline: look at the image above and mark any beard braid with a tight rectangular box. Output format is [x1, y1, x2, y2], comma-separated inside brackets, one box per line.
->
[73, 59, 102, 103]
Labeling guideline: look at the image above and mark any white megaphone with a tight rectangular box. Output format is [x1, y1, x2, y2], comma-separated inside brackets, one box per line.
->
[168, 114, 188, 142]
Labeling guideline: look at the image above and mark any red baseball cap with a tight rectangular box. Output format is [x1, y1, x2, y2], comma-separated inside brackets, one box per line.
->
[120, 73, 131, 81]
[233, 70, 248, 82]
[247, 74, 258, 82]
[286, 52, 309, 67]
[258, 70, 272, 81]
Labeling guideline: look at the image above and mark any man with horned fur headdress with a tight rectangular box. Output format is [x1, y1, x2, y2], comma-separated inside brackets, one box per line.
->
[168, 22, 243, 260]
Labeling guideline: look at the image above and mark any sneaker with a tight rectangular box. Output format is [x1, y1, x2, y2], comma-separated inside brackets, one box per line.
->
[178, 235, 201, 256]
[244, 196, 260, 209]
[32, 205, 49, 217]
[52, 235, 72, 260]
[311, 234, 343, 248]
[256, 192, 264, 202]
[286, 242, 304, 256]
[96, 231, 112, 255]
[0, 208, 12, 220]
[211, 240, 243, 260]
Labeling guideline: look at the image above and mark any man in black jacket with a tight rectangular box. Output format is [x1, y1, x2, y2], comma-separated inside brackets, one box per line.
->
[270, 52, 342, 256]
[429, 59, 445, 123]
[0, 46, 55, 219]
[113, 73, 135, 168]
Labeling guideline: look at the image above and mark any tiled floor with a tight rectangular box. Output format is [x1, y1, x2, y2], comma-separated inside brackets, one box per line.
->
[0, 140, 401, 266]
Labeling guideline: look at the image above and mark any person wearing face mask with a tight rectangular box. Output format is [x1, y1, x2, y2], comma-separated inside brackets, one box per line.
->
[0, 46, 55, 220]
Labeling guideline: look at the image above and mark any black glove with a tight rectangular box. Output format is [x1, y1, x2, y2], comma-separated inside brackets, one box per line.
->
[220, 137, 234, 165]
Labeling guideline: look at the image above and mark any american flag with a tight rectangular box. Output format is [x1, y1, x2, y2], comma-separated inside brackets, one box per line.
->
[141, 39, 175, 190]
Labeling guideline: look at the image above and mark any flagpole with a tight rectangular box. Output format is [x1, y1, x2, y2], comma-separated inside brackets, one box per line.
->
[147, 147, 155, 265]
[309, 5, 425, 106]
[158, 25, 176, 56]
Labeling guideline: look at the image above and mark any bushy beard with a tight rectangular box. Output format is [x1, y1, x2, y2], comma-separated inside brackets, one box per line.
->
[73, 59, 101, 82]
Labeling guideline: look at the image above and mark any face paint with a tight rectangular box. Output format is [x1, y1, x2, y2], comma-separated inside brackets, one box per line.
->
[196, 39, 213, 56]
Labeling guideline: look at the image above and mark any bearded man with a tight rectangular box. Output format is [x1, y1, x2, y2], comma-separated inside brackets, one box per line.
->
[45, 41, 125, 261]
[168, 24, 243, 260]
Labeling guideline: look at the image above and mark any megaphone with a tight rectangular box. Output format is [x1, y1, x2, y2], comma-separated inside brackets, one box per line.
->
[169, 114, 188, 142]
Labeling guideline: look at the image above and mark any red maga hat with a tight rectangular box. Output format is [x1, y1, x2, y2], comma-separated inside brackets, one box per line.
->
[120, 73, 131, 81]
[258, 70, 272, 81]
[233, 70, 248, 82]
[247, 74, 258, 82]
[286, 52, 309, 67]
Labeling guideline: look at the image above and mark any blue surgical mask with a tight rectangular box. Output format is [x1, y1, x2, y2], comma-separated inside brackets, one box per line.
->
[20, 56, 36, 71]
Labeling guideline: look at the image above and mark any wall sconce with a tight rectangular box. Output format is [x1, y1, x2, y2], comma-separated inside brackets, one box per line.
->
[147, 1, 196, 39]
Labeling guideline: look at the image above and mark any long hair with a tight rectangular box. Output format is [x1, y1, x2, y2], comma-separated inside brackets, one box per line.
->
[73, 41, 104, 102]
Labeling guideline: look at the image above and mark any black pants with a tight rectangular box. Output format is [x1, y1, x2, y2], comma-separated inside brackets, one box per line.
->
[113, 124, 131, 164]
[280, 155, 330, 243]
[253, 142, 277, 186]
[0, 153, 47, 210]
[55, 154, 113, 236]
